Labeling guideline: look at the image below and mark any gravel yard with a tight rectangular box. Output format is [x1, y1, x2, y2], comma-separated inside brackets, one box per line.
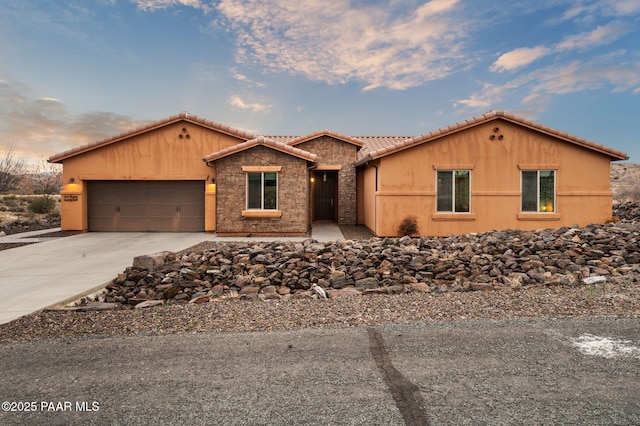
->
[1, 277, 638, 342]
[0, 203, 638, 343]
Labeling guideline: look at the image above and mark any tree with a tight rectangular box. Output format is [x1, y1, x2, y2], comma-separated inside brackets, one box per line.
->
[0, 141, 26, 194]
[31, 156, 62, 196]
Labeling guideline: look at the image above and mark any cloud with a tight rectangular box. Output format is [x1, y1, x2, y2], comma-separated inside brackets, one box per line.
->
[454, 82, 519, 109]
[0, 76, 141, 159]
[133, 0, 208, 11]
[491, 46, 551, 73]
[214, 0, 469, 90]
[459, 55, 640, 111]
[560, 0, 640, 21]
[556, 21, 628, 51]
[491, 19, 630, 73]
[521, 93, 550, 107]
[228, 95, 271, 113]
[233, 72, 248, 82]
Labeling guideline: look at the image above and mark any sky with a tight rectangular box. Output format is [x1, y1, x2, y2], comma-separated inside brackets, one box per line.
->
[0, 0, 638, 164]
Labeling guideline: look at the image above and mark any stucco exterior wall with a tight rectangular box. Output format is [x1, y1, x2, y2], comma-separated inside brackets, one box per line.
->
[357, 164, 378, 233]
[58, 120, 243, 231]
[369, 119, 615, 236]
[215, 146, 309, 236]
[294, 136, 358, 224]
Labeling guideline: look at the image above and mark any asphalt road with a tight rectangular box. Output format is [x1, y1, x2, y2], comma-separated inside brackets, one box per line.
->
[1, 317, 639, 425]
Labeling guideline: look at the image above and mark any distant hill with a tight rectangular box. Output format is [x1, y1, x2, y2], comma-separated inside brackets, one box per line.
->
[611, 163, 640, 201]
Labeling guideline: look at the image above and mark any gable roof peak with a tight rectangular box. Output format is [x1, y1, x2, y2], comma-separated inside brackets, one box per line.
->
[203, 135, 317, 163]
[48, 112, 256, 163]
[287, 129, 364, 148]
[355, 110, 628, 165]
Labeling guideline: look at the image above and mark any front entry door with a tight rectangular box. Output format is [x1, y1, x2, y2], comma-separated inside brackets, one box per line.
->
[313, 171, 337, 221]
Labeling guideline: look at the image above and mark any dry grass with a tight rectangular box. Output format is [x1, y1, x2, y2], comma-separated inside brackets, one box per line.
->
[0, 194, 60, 230]
[611, 163, 640, 201]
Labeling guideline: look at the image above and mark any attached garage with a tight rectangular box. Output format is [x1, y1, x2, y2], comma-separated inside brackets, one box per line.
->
[87, 181, 205, 232]
[48, 113, 256, 233]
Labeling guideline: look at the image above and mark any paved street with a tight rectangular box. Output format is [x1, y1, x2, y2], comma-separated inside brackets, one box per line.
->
[1, 317, 639, 425]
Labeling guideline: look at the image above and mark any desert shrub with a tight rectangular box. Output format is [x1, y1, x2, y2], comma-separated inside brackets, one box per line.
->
[616, 186, 640, 202]
[2, 196, 19, 208]
[398, 215, 419, 236]
[28, 196, 56, 214]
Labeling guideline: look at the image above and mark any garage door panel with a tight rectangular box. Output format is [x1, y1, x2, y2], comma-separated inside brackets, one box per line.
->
[88, 181, 205, 232]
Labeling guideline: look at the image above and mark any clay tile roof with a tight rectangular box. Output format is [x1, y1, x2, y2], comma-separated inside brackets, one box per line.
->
[355, 110, 628, 165]
[48, 112, 255, 163]
[286, 130, 364, 148]
[49, 110, 628, 166]
[203, 136, 317, 163]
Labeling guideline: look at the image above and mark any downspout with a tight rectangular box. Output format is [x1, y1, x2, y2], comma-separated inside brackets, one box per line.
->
[365, 161, 378, 191]
[307, 162, 317, 232]
[365, 160, 378, 235]
[203, 158, 216, 232]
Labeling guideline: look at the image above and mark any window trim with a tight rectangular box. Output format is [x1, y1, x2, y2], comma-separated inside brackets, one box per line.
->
[436, 169, 471, 213]
[521, 169, 556, 213]
[246, 171, 278, 211]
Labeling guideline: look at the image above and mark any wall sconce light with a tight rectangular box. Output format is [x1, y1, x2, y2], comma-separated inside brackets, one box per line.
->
[69, 177, 75, 183]
[211, 177, 216, 184]
[310, 177, 315, 183]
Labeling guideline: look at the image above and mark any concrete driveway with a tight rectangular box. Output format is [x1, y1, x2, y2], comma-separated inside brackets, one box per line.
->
[0, 226, 344, 324]
[0, 233, 217, 324]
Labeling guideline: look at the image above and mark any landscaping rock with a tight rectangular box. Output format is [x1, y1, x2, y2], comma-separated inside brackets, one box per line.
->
[93, 202, 640, 308]
[134, 300, 163, 309]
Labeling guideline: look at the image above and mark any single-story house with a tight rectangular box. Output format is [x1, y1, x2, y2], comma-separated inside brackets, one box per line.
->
[48, 110, 628, 236]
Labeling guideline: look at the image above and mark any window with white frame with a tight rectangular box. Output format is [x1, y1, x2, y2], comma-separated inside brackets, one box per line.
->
[437, 170, 470, 212]
[521, 170, 555, 212]
[247, 172, 278, 210]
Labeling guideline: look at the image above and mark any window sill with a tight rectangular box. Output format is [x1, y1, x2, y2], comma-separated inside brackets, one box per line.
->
[242, 210, 282, 218]
[431, 213, 476, 221]
[517, 213, 560, 221]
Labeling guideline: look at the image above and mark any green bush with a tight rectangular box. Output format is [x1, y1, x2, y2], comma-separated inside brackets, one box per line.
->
[398, 215, 419, 236]
[28, 196, 56, 214]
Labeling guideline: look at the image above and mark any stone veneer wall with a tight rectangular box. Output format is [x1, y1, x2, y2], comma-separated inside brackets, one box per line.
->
[295, 136, 358, 225]
[215, 146, 309, 235]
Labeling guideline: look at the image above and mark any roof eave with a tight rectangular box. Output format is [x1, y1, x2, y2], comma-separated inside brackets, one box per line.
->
[361, 110, 628, 163]
[204, 137, 317, 164]
[288, 130, 364, 148]
[48, 112, 255, 163]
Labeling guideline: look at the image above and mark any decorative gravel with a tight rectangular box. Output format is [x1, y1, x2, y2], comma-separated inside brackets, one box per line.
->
[1, 204, 638, 343]
[1, 278, 638, 342]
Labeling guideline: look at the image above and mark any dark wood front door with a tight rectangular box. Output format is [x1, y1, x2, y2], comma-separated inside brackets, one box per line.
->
[313, 171, 338, 221]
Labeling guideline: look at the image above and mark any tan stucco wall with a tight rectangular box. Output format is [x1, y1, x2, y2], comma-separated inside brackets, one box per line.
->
[368, 119, 616, 236]
[357, 163, 378, 233]
[59, 120, 243, 231]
